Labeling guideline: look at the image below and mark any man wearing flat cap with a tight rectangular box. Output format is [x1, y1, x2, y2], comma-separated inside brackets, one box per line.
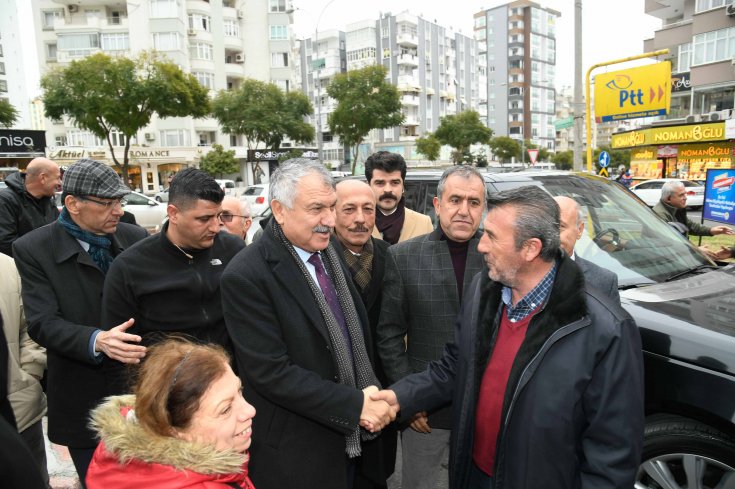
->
[13, 158, 148, 487]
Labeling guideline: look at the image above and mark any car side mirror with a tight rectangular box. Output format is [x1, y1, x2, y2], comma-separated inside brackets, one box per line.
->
[668, 221, 688, 236]
[148, 200, 157, 206]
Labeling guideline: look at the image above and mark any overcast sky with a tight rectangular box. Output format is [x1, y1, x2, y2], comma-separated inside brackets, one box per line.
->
[292, 0, 663, 88]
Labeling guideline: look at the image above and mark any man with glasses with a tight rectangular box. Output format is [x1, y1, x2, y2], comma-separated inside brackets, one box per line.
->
[0, 157, 62, 256]
[101, 168, 245, 394]
[12, 158, 148, 487]
[219, 195, 252, 242]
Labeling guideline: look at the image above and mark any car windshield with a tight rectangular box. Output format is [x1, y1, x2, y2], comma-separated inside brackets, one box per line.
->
[489, 174, 712, 287]
[244, 187, 263, 196]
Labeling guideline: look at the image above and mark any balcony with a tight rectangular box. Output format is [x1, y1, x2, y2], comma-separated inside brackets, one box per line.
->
[397, 53, 418, 66]
[225, 62, 245, 77]
[54, 15, 130, 32]
[397, 32, 418, 47]
[402, 115, 420, 126]
[401, 94, 420, 106]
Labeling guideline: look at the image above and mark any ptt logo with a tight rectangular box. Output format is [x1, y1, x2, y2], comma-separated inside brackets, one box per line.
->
[606, 74, 643, 108]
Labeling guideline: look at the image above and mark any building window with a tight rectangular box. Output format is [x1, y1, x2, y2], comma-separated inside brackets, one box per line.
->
[150, 0, 180, 18]
[0, 81, 7, 93]
[677, 42, 692, 72]
[54, 135, 67, 146]
[58, 33, 100, 57]
[152, 32, 181, 51]
[273, 79, 289, 92]
[67, 130, 104, 146]
[188, 13, 211, 32]
[695, 0, 734, 12]
[271, 52, 289, 67]
[159, 129, 190, 147]
[0, 62, 4, 75]
[193, 71, 215, 89]
[693, 26, 735, 65]
[189, 42, 213, 60]
[269, 25, 288, 40]
[269, 0, 287, 12]
[46, 43, 57, 60]
[101, 33, 129, 52]
[224, 20, 240, 38]
[42, 10, 64, 30]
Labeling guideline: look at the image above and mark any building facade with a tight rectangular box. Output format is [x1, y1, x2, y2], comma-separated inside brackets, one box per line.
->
[31, 0, 295, 194]
[474, 0, 559, 153]
[296, 10, 480, 170]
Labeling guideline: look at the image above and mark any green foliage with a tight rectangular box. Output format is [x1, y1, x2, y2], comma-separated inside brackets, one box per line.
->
[199, 144, 238, 178]
[415, 134, 441, 161]
[551, 150, 574, 170]
[433, 111, 493, 164]
[488, 136, 520, 164]
[0, 99, 19, 128]
[474, 148, 489, 168]
[211, 79, 314, 152]
[326, 65, 404, 173]
[41, 51, 209, 183]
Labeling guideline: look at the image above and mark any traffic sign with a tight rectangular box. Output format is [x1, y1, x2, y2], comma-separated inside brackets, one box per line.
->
[599, 167, 609, 178]
[528, 149, 539, 165]
[598, 151, 610, 168]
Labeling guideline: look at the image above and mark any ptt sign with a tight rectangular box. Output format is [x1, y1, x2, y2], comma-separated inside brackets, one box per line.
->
[594, 62, 671, 123]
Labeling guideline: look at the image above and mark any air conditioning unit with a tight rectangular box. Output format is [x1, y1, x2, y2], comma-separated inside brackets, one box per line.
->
[709, 111, 721, 121]
[235, 54, 245, 63]
[187, 29, 196, 36]
[237, 9, 244, 19]
[685, 114, 700, 123]
[727, 3, 735, 15]
[144, 132, 155, 141]
[700, 114, 710, 122]
[68, 4, 78, 13]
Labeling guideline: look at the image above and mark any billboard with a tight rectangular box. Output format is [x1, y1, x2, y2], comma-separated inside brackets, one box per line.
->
[594, 62, 671, 123]
[703, 168, 735, 226]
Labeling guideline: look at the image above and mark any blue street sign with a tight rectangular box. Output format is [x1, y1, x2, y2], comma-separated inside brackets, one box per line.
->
[703, 168, 735, 226]
[598, 151, 610, 168]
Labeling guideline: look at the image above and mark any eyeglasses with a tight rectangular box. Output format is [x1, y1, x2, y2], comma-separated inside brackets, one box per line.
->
[78, 196, 127, 208]
[219, 212, 251, 223]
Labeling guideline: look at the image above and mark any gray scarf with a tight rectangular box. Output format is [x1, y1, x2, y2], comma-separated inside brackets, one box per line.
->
[271, 220, 379, 457]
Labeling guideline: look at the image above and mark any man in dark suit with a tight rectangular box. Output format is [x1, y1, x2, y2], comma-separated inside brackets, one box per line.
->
[376, 165, 486, 489]
[221, 159, 396, 489]
[13, 158, 148, 487]
[554, 196, 620, 303]
[332, 179, 394, 486]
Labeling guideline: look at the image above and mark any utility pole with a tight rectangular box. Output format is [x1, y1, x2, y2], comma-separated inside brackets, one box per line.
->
[573, 0, 584, 171]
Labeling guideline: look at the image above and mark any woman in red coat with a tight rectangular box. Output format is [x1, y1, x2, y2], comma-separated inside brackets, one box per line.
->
[86, 339, 256, 488]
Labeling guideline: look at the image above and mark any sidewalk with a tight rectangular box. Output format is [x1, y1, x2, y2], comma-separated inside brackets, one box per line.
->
[44, 418, 81, 489]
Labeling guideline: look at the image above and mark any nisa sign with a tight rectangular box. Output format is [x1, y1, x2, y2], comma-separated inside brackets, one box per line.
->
[594, 62, 671, 123]
[0, 130, 47, 154]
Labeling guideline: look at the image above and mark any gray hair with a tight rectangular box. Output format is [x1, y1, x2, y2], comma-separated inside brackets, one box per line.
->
[437, 165, 487, 201]
[486, 186, 560, 261]
[270, 158, 334, 209]
[661, 180, 684, 201]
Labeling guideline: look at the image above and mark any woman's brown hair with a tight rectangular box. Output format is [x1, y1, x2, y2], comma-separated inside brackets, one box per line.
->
[134, 338, 230, 437]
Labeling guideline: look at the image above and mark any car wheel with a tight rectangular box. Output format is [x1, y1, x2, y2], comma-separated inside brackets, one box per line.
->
[155, 196, 162, 202]
[636, 414, 735, 489]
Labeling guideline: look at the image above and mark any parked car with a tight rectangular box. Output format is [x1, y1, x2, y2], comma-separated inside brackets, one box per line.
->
[118, 191, 168, 230]
[631, 178, 704, 208]
[154, 188, 169, 203]
[398, 169, 735, 485]
[242, 184, 269, 216]
[215, 179, 237, 195]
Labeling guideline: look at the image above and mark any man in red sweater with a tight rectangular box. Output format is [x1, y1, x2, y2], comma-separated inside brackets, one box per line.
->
[367, 186, 644, 489]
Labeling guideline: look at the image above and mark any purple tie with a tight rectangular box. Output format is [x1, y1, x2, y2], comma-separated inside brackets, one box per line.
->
[308, 253, 353, 354]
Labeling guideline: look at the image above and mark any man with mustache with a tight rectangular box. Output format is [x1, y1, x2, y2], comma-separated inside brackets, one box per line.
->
[365, 151, 433, 244]
[376, 165, 487, 489]
[101, 168, 245, 394]
[221, 159, 396, 489]
[332, 179, 396, 487]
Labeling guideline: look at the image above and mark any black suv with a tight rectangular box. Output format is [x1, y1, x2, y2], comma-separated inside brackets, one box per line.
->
[402, 169, 735, 487]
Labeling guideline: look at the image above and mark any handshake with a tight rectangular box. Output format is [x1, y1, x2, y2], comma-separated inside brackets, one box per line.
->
[359, 386, 400, 433]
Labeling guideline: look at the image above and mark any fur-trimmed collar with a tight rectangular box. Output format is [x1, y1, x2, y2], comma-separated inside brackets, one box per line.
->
[89, 395, 247, 475]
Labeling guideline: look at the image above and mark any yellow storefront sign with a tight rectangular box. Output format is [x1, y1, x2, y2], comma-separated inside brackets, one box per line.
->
[595, 62, 671, 122]
[611, 122, 726, 148]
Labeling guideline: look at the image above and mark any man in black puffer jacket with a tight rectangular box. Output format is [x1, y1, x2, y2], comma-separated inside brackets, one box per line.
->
[371, 186, 644, 489]
[0, 158, 61, 256]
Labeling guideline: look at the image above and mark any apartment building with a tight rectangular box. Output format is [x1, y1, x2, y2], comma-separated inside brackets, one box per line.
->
[474, 0, 559, 152]
[31, 0, 294, 193]
[296, 10, 480, 170]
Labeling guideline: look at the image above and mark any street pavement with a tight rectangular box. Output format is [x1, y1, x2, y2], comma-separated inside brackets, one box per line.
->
[44, 418, 81, 489]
